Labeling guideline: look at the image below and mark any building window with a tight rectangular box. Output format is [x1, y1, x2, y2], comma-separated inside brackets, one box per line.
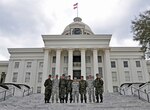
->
[14, 62, 19, 68]
[39, 62, 43, 68]
[113, 86, 118, 92]
[123, 61, 128, 68]
[136, 61, 141, 67]
[38, 72, 42, 83]
[37, 86, 41, 93]
[112, 72, 117, 82]
[98, 67, 103, 78]
[52, 67, 55, 77]
[25, 72, 30, 83]
[86, 56, 91, 63]
[137, 71, 143, 81]
[64, 56, 68, 63]
[125, 71, 130, 81]
[12, 72, 18, 82]
[52, 56, 56, 63]
[86, 67, 91, 76]
[98, 56, 102, 63]
[26, 62, 32, 68]
[63, 67, 68, 76]
[111, 61, 116, 68]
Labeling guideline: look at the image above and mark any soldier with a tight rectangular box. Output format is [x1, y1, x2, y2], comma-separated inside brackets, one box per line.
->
[52, 74, 59, 103]
[66, 75, 73, 103]
[44, 74, 53, 103]
[72, 77, 79, 103]
[79, 76, 88, 103]
[93, 73, 104, 103]
[87, 75, 95, 103]
[59, 74, 67, 103]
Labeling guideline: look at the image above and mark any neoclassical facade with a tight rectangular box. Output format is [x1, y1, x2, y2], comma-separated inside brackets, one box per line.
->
[0, 17, 150, 93]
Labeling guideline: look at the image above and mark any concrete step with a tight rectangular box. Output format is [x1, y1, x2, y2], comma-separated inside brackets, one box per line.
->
[0, 93, 150, 110]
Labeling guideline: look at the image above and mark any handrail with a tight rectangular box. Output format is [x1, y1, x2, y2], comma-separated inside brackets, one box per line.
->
[131, 86, 149, 102]
[23, 87, 33, 97]
[139, 82, 150, 90]
[119, 87, 125, 95]
[2, 83, 21, 89]
[0, 87, 15, 101]
[120, 82, 145, 88]
[18, 84, 30, 89]
[0, 84, 9, 90]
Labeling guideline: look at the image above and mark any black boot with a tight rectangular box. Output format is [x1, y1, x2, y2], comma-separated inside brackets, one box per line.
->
[96, 97, 99, 103]
[100, 94, 103, 103]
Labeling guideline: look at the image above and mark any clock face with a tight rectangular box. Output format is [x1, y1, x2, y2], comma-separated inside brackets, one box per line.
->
[73, 28, 82, 35]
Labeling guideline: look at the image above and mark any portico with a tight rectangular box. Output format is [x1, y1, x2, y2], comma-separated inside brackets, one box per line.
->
[41, 47, 113, 93]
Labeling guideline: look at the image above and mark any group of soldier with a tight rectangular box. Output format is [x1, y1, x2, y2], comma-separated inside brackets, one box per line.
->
[44, 73, 103, 104]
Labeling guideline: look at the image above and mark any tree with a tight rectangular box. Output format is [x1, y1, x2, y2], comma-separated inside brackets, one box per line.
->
[131, 10, 150, 52]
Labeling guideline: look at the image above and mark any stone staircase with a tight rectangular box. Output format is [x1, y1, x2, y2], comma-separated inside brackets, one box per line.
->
[0, 93, 150, 110]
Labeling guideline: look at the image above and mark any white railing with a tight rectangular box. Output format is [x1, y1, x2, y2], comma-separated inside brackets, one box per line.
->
[119, 83, 150, 103]
[0, 87, 15, 101]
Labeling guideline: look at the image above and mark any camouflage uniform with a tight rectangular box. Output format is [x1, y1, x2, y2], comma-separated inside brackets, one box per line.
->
[79, 78, 88, 103]
[44, 76, 53, 103]
[93, 77, 104, 103]
[52, 77, 59, 103]
[59, 76, 67, 103]
[66, 78, 73, 103]
[87, 78, 95, 103]
[72, 79, 79, 103]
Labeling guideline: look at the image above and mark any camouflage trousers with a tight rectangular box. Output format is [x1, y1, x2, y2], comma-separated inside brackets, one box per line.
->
[72, 91, 79, 103]
[59, 87, 66, 103]
[51, 87, 59, 103]
[44, 88, 52, 103]
[66, 90, 72, 103]
[87, 88, 95, 103]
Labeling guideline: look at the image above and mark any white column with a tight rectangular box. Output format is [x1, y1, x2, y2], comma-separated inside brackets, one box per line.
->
[117, 59, 124, 85]
[31, 60, 38, 93]
[81, 49, 86, 79]
[68, 49, 73, 79]
[129, 59, 135, 82]
[56, 49, 61, 76]
[41, 49, 50, 93]
[104, 49, 113, 92]
[141, 59, 149, 82]
[5, 59, 13, 83]
[18, 60, 25, 83]
[93, 49, 99, 79]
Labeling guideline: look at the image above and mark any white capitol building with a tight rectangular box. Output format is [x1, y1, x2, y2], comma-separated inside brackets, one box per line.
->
[0, 17, 150, 93]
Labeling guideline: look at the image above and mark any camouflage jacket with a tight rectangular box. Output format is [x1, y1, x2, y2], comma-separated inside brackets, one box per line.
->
[66, 79, 73, 92]
[79, 80, 88, 93]
[87, 79, 94, 89]
[93, 78, 103, 88]
[72, 81, 79, 92]
[59, 78, 67, 89]
[44, 78, 53, 90]
[52, 78, 59, 89]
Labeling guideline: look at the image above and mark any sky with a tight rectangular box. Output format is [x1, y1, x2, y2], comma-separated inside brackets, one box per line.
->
[0, 0, 150, 61]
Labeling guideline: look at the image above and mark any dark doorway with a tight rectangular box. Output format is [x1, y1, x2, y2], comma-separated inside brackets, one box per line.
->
[73, 70, 81, 79]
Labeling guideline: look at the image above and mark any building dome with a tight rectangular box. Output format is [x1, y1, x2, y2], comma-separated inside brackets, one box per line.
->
[62, 17, 94, 35]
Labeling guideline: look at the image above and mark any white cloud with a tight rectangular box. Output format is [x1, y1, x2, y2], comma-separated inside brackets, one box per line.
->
[0, 0, 150, 60]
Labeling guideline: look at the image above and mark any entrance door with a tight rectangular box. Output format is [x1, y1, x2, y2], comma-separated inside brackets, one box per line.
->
[73, 70, 81, 79]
